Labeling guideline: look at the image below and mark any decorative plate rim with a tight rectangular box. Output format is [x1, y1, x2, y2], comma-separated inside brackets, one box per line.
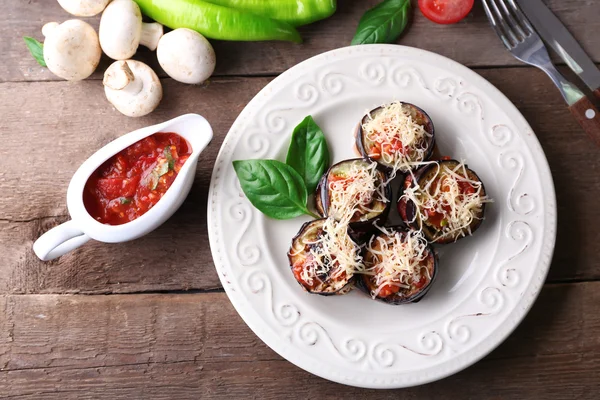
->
[207, 44, 557, 389]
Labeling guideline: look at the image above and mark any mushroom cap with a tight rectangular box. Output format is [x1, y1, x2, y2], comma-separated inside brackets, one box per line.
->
[99, 0, 143, 60]
[57, 0, 111, 17]
[43, 20, 101, 81]
[157, 29, 216, 85]
[103, 60, 163, 117]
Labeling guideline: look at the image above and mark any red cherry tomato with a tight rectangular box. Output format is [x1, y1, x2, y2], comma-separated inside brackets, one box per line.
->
[378, 282, 400, 298]
[418, 0, 475, 24]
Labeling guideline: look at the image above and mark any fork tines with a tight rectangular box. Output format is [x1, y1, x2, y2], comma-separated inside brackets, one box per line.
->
[482, 0, 535, 49]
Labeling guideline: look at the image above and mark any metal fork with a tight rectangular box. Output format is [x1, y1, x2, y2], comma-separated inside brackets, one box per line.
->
[483, 0, 600, 145]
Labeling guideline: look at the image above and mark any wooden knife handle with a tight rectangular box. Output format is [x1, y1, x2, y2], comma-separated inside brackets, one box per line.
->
[569, 96, 600, 147]
[594, 88, 600, 101]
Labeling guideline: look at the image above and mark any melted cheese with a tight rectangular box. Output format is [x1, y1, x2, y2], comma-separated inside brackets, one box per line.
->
[401, 161, 491, 241]
[365, 230, 431, 299]
[362, 101, 433, 178]
[327, 161, 388, 222]
[293, 218, 364, 287]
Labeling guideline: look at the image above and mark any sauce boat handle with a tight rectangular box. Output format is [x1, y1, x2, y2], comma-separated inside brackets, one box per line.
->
[33, 220, 91, 261]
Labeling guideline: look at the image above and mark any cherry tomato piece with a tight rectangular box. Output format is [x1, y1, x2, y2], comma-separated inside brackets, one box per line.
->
[418, 0, 475, 24]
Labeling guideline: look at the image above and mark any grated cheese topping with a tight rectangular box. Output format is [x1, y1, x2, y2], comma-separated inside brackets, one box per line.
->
[401, 161, 491, 241]
[365, 230, 431, 299]
[291, 218, 364, 288]
[327, 161, 388, 222]
[362, 101, 433, 177]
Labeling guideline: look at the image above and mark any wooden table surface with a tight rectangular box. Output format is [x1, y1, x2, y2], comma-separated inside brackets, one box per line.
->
[1, 0, 600, 398]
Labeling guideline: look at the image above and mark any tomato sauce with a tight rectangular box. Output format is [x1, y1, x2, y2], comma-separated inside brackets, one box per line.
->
[84, 132, 192, 225]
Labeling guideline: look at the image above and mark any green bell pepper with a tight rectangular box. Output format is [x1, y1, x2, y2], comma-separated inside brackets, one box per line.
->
[203, 0, 337, 26]
[133, 0, 302, 42]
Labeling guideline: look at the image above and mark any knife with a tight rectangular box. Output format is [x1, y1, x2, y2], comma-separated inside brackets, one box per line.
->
[516, 0, 600, 99]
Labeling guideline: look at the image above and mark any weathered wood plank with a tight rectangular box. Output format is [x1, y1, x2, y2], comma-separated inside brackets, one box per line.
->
[478, 67, 600, 283]
[1, 66, 599, 294]
[2, 353, 599, 400]
[0, 76, 262, 294]
[3, 0, 599, 82]
[0, 283, 599, 398]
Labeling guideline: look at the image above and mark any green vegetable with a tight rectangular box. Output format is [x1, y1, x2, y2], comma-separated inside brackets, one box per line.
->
[202, 0, 336, 27]
[155, 161, 169, 177]
[286, 115, 329, 194]
[233, 160, 318, 220]
[23, 37, 46, 67]
[146, 172, 160, 190]
[144, 160, 170, 190]
[133, 0, 302, 43]
[120, 197, 132, 205]
[351, 0, 411, 45]
[164, 146, 175, 170]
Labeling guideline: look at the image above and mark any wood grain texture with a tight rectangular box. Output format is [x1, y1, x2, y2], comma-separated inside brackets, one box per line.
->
[1, 67, 600, 294]
[0, 283, 599, 398]
[0, 76, 264, 294]
[2, 1, 599, 397]
[3, 0, 599, 82]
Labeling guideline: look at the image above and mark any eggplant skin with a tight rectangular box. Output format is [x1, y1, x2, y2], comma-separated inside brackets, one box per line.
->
[357, 231, 438, 305]
[355, 102, 436, 170]
[315, 158, 391, 230]
[398, 160, 487, 244]
[314, 173, 327, 218]
[288, 218, 358, 296]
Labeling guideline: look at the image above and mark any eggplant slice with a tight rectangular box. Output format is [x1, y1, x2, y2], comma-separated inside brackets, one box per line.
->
[355, 102, 435, 171]
[359, 230, 438, 305]
[316, 158, 391, 227]
[397, 160, 488, 244]
[288, 218, 361, 295]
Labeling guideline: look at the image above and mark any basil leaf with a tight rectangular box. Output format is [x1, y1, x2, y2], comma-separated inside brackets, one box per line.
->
[143, 170, 160, 190]
[164, 146, 175, 170]
[233, 160, 317, 220]
[149, 172, 160, 190]
[351, 0, 411, 45]
[120, 197, 132, 205]
[155, 160, 169, 177]
[23, 37, 46, 67]
[286, 115, 330, 194]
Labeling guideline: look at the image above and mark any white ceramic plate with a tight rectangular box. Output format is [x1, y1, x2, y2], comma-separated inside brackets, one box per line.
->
[207, 45, 556, 388]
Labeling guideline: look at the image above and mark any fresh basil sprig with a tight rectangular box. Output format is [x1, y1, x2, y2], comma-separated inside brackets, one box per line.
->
[234, 115, 330, 220]
[286, 115, 329, 194]
[23, 37, 46, 67]
[233, 160, 319, 220]
[351, 0, 411, 45]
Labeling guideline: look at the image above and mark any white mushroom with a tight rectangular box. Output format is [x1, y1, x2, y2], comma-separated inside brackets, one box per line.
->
[103, 60, 162, 117]
[157, 28, 216, 85]
[99, 0, 163, 60]
[42, 20, 102, 81]
[57, 0, 111, 16]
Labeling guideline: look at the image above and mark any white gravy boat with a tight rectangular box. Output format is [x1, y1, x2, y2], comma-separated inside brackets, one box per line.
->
[33, 114, 213, 261]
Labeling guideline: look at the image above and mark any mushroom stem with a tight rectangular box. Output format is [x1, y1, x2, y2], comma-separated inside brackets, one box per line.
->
[41, 22, 59, 38]
[103, 60, 162, 117]
[140, 22, 163, 51]
[103, 60, 143, 95]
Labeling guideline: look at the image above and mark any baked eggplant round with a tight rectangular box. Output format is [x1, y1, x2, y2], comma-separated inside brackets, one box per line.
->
[288, 218, 362, 295]
[359, 230, 437, 305]
[398, 160, 488, 244]
[315, 158, 391, 227]
[355, 102, 435, 172]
